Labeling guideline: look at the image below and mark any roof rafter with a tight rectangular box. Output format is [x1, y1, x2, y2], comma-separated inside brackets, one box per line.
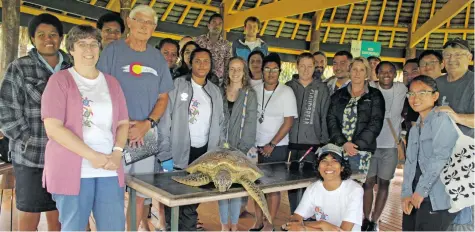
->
[410, 0, 472, 48]
[463, 2, 471, 39]
[357, 0, 372, 40]
[424, 0, 437, 49]
[223, 0, 367, 30]
[389, 0, 403, 48]
[340, 4, 354, 44]
[374, 0, 387, 42]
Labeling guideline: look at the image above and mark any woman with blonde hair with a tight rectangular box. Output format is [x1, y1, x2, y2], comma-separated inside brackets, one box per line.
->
[219, 56, 258, 231]
[327, 57, 385, 178]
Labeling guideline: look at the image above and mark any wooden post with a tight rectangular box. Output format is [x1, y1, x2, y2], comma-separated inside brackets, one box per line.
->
[120, 0, 132, 37]
[309, 11, 323, 54]
[18, 27, 29, 57]
[220, 3, 227, 40]
[1, 0, 20, 80]
[406, 23, 417, 59]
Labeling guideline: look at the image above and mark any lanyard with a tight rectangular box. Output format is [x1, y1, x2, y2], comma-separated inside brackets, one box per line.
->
[259, 83, 278, 123]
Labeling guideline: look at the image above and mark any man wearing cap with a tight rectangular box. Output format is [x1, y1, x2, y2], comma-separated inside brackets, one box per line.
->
[436, 38, 474, 231]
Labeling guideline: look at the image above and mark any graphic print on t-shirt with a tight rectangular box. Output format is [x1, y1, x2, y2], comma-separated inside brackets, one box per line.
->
[315, 206, 329, 221]
[82, 95, 94, 127]
[121, 62, 158, 77]
[189, 99, 200, 124]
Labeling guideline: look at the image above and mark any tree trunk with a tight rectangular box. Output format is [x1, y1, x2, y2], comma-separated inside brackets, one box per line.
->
[1, 0, 20, 80]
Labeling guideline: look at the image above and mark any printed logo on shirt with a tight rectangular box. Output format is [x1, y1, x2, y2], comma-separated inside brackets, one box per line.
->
[315, 206, 329, 221]
[122, 62, 158, 77]
[302, 89, 318, 125]
[82, 95, 94, 127]
[189, 99, 200, 124]
[181, 93, 189, 101]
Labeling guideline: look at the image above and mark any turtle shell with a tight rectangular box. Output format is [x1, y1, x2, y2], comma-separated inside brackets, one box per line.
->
[186, 148, 264, 182]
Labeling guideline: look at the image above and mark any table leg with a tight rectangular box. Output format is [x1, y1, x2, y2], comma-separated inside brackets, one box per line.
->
[297, 188, 303, 203]
[129, 188, 137, 231]
[171, 206, 179, 231]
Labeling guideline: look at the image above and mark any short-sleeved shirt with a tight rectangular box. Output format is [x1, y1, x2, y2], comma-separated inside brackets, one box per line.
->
[295, 180, 364, 231]
[253, 83, 298, 146]
[436, 70, 474, 138]
[376, 83, 407, 148]
[97, 39, 174, 120]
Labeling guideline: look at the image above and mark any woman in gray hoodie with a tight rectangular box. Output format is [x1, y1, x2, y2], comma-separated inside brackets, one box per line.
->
[219, 56, 258, 231]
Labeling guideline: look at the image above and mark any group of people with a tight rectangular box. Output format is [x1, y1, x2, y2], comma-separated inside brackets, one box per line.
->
[0, 3, 473, 232]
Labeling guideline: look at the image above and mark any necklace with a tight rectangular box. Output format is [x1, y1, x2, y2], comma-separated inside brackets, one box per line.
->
[259, 83, 279, 124]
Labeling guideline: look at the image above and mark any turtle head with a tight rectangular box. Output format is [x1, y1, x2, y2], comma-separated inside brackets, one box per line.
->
[213, 169, 232, 192]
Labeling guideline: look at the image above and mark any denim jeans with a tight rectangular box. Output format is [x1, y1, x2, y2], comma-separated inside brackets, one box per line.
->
[218, 198, 242, 224]
[52, 177, 125, 231]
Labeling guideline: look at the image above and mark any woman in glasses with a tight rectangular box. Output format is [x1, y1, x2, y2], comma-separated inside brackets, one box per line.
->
[250, 53, 297, 231]
[401, 75, 459, 231]
[41, 25, 129, 230]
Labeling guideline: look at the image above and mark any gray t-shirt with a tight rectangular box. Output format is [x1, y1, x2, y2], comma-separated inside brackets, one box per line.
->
[97, 39, 173, 120]
[376, 82, 407, 148]
[436, 70, 474, 138]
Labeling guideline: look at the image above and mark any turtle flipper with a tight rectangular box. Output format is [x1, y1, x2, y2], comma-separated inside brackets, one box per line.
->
[239, 177, 272, 224]
[172, 172, 211, 186]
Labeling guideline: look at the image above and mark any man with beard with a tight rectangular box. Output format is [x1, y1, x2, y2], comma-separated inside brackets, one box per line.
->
[313, 51, 327, 80]
[325, 51, 353, 95]
[196, 13, 232, 83]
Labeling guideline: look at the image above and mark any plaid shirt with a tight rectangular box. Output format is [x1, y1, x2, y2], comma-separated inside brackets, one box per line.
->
[195, 33, 232, 80]
[0, 49, 72, 168]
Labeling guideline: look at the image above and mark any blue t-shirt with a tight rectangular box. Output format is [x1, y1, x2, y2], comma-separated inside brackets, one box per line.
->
[97, 39, 174, 120]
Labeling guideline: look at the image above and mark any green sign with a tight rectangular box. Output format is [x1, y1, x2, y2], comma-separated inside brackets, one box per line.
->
[351, 40, 382, 58]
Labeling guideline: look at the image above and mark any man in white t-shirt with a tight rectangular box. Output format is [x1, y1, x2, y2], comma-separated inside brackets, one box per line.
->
[250, 53, 297, 231]
[284, 144, 364, 231]
[363, 61, 407, 231]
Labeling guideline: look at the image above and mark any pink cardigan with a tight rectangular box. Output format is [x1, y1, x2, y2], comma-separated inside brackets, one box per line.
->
[41, 69, 129, 195]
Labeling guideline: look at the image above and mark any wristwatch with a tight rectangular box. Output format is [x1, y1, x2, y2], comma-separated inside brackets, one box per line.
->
[146, 117, 157, 128]
[267, 142, 276, 148]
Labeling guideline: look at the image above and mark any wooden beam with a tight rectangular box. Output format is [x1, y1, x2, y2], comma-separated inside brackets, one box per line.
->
[389, 0, 403, 48]
[161, 2, 175, 21]
[357, 0, 371, 40]
[222, 0, 237, 15]
[165, 0, 218, 12]
[237, 0, 245, 10]
[258, 0, 276, 36]
[423, 0, 437, 49]
[444, 20, 450, 45]
[411, 0, 422, 33]
[120, 0, 131, 36]
[291, 14, 303, 40]
[374, 0, 387, 42]
[106, 0, 120, 12]
[323, 7, 337, 43]
[90, 0, 98, 5]
[193, 0, 211, 27]
[410, 0, 472, 47]
[178, 0, 194, 25]
[340, 4, 354, 44]
[309, 10, 324, 53]
[131, 0, 138, 8]
[224, 0, 367, 30]
[463, 2, 471, 39]
[275, 20, 285, 38]
[1, 0, 20, 80]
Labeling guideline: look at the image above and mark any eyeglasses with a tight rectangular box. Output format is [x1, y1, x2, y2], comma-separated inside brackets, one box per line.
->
[406, 90, 435, 98]
[131, 17, 156, 27]
[419, 60, 441, 67]
[263, 67, 280, 74]
[76, 42, 100, 49]
[442, 52, 470, 60]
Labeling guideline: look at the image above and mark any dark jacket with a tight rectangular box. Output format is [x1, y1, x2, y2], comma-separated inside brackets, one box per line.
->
[286, 77, 330, 149]
[327, 83, 385, 152]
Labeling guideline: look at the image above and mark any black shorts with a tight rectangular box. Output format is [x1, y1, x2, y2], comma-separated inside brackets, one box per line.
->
[13, 161, 57, 212]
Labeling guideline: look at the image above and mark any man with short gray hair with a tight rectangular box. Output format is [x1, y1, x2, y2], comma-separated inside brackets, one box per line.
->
[97, 4, 174, 230]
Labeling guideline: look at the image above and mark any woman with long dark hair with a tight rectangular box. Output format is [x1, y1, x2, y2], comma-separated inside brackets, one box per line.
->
[174, 41, 199, 78]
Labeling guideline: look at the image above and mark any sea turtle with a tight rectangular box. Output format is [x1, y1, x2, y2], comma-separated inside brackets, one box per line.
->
[171, 148, 272, 223]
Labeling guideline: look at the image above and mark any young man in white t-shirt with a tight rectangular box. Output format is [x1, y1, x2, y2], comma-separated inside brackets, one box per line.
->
[250, 53, 298, 231]
[363, 61, 407, 231]
[284, 144, 364, 232]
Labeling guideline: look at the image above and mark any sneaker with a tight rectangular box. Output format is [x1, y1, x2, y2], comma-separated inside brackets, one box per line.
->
[369, 222, 379, 231]
[361, 218, 371, 231]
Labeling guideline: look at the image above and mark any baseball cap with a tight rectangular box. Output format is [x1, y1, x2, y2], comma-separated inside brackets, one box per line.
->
[443, 38, 471, 51]
[316, 144, 346, 162]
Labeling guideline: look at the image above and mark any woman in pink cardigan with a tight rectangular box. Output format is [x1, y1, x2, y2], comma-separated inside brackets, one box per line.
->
[41, 25, 129, 230]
